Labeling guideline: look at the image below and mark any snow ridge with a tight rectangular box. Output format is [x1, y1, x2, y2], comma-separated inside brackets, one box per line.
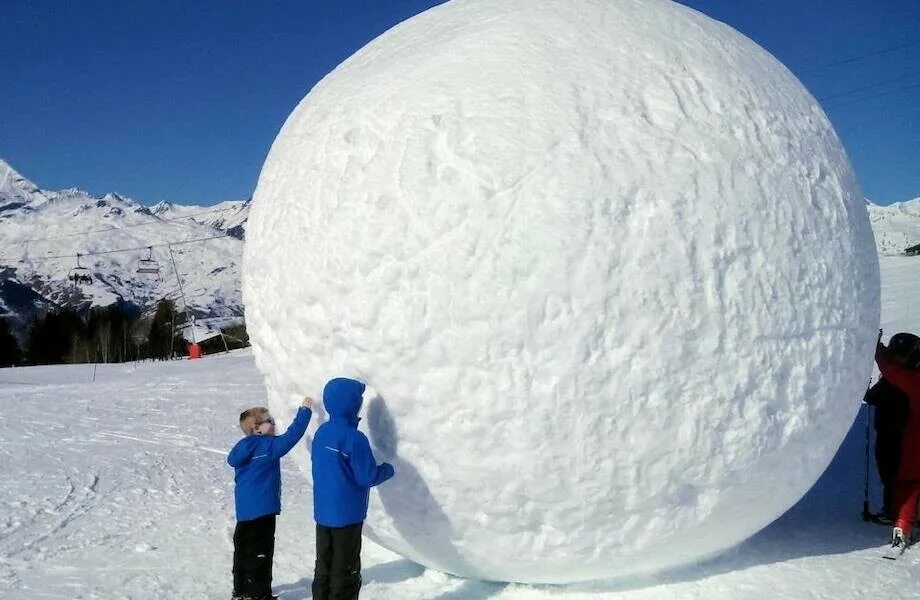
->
[0, 159, 248, 329]
[867, 197, 920, 255]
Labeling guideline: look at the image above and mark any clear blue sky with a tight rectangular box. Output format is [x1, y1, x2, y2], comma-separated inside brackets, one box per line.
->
[1, 1, 917, 205]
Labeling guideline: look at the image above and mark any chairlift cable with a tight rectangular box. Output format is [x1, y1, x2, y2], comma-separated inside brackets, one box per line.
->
[0, 232, 233, 263]
[801, 39, 920, 74]
[823, 82, 920, 110]
[817, 70, 920, 103]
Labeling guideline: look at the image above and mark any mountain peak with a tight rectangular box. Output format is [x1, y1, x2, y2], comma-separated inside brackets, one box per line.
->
[0, 158, 38, 193]
[0, 159, 49, 209]
[150, 200, 175, 215]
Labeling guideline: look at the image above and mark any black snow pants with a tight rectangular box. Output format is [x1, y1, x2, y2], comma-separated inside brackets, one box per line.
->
[232, 514, 276, 598]
[876, 436, 902, 518]
[312, 522, 363, 600]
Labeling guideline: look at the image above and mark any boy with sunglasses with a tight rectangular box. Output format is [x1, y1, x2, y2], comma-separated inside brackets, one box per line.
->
[228, 397, 313, 600]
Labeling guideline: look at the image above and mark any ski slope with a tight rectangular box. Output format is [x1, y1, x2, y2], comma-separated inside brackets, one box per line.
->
[0, 255, 917, 599]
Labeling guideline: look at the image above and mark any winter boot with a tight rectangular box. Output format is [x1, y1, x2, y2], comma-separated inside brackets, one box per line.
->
[892, 527, 908, 548]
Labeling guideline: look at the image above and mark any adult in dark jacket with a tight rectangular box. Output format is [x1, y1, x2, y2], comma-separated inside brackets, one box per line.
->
[312, 377, 394, 600]
[865, 377, 909, 521]
[875, 337, 920, 546]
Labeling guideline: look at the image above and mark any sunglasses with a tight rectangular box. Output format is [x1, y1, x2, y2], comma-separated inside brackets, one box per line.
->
[255, 417, 275, 427]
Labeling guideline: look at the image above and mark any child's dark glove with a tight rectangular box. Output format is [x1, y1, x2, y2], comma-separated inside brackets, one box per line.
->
[381, 462, 395, 480]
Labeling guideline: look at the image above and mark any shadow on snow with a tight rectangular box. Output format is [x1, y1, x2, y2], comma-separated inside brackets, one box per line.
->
[283, 399, 881, 597]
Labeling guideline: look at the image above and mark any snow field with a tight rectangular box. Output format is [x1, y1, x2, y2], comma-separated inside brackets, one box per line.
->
[0, 253, 917, 598]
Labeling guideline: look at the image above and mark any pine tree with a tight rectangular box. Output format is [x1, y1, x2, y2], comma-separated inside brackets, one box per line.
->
[25, 309, 83, 365]
[21, 305, 140, 365]
[147, 299, 182, 360]
[0, 318, 21, 367]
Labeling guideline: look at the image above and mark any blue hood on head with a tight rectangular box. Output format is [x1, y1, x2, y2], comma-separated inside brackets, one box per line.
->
[323, 378, 366, 424]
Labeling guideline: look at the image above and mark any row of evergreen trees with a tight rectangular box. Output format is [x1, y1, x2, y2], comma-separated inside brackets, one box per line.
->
[0, 318, 20, 367]
[0, 299, 248, 368]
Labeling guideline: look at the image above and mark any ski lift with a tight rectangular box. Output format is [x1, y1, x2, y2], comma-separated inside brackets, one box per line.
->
[137, 246, 161, 275]
[68, 253, 93, 286]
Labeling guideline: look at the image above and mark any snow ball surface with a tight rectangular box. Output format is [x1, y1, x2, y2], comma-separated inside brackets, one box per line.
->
[243, 0, 880, 584]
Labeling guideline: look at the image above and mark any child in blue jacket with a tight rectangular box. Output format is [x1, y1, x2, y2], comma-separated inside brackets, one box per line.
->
[312, 378, 394, 600]
[228, 397, 313, 600]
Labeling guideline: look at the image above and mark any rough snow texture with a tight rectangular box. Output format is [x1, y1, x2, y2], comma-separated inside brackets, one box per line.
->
[243, 0, 880, 584]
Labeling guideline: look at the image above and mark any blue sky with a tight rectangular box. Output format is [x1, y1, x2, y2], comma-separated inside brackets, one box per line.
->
[1, 1, 917, 205]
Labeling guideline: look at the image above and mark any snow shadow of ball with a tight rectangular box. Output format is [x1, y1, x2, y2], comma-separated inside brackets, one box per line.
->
[366, 394, 476, 577]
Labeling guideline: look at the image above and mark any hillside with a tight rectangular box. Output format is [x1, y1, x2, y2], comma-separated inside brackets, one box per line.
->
[867, 197, 920, 255]
[0, 159, 246, 332]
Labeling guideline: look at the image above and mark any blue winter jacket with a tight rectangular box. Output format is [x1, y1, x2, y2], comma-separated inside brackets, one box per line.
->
[312, 378, 395, 527]
[228, 406, 312, 522]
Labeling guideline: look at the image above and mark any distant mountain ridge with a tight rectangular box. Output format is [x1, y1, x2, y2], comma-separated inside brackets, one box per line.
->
[0, 159, 250, 334]
[867, 197, 920, 255]
[0, 158, 917, 337]
[150, 199, 251, 240]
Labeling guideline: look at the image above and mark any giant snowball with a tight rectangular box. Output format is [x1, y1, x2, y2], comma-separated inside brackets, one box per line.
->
[243, 0, 880, 584]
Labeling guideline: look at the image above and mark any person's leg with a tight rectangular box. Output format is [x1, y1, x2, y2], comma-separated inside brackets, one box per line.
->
[892, 445, 903, 521]
[250, 515, 276, 598]
[879, 460, 897, 519]
[235, 519, 257, 596]
[329, 522, 363, 600]
[312, 524, 333, 600]
[232, 521, 246, 597]
[883, 484, 894, 520]
[876, 438, 900, 518]
[894, 480, 920, 539]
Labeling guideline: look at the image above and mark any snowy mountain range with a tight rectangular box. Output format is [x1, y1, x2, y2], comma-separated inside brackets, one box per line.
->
[150, 199, 250, 241]
[0, 159, 250, 334]
[866, 197, 920, 255]
[1, 157, 917, 335]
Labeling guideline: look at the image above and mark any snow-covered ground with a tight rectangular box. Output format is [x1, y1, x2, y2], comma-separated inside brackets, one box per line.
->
[0, 255, 917, 599]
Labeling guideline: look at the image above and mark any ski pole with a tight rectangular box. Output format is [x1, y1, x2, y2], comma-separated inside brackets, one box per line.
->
[863, 395, 871, 522]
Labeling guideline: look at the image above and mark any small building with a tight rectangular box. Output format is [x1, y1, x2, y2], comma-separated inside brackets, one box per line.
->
[906, 243, 920, 256]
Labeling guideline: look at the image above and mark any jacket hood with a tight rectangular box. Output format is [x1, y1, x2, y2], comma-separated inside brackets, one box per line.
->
[323, 378, 366, 424]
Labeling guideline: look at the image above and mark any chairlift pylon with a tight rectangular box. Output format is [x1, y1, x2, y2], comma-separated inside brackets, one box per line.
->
[137, 246, 161, 275]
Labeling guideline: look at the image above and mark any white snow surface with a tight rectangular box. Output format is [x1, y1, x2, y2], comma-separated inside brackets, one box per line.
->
[0, 257, 915, 599]
[151, 199, 251, 238]
[867, 197, 920, 255]
[243, 0, 880, 584]
[0, 159, 246, 320]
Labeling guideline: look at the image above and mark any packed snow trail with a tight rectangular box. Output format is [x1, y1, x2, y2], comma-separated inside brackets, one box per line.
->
[0, 256, 917, 599]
